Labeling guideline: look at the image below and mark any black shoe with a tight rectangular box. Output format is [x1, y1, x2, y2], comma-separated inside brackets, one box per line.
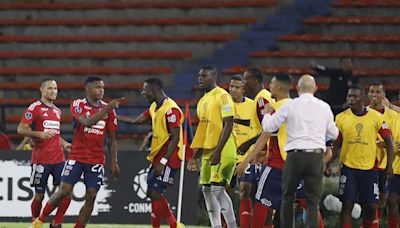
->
[49, 223, 62, 228]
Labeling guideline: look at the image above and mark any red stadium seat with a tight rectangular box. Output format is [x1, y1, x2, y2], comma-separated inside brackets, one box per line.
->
[0, 67, 171, 75]
[0, 34, 237, 43]
[0, 1, 276, 10]
[192, 82, 330, 91]
[277, 34, 400, 42]
[0, 51, 192, 59]
[0, 18, 257, 26]
[304, 17, 400, 24]
[223, 66, 400, 77]
[250, 50, 400, 58]
[332, 1, 400, 7]
[0, 82, 143, 90]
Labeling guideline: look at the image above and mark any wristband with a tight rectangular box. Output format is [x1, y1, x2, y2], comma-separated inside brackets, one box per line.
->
[160, 157, 168, 165]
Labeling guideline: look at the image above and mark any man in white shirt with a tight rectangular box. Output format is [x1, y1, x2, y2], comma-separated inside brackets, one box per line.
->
[262, 75, 339, 228]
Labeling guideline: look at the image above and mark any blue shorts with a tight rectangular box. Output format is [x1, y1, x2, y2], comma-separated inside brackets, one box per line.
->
[338, 165, 379, 204]
[377, 170, 388, 193]
[388, 174, 400, 195]
[147, 165, 177, 194]
[30, 162, 64, 193]
[61, 160, 104, 192]
[239, 163, 263, 184]
[255, 166, 304, 209]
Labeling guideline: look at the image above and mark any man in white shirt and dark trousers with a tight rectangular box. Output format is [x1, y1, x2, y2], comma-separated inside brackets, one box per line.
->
[262, 75, 339, 228]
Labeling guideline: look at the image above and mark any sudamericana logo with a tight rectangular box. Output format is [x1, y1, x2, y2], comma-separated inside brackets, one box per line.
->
[132, 168, 150, 201]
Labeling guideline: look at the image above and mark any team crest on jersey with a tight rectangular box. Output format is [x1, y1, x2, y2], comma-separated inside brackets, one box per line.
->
[25, 112, 32, 120]
[167, 114, 176, 123]
[75, 106, 82, 114]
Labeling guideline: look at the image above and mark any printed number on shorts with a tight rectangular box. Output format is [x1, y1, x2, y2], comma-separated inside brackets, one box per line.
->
[244, 163, 252, 175]
[91, 164, 104, 180]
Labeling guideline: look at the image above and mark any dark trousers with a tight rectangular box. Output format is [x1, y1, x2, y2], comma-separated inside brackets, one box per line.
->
[280, 151, 323, 228]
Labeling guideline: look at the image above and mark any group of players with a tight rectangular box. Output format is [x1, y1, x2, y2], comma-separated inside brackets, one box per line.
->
[19, 64, 400, 228]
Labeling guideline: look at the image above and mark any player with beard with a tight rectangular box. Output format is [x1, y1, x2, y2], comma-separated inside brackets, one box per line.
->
[18, 79, 72, 228]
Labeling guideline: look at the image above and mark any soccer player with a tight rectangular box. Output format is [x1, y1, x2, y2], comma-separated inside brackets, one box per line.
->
[236, 73, 292, 228]
[327, 85, 394, 228]
[387, 115, 400, 228]
[32, 76, 123, 228]
[238, 74, 331, 228]
[188, 65, 237, 228]
[117, 78, 183, 228]
[228, 74, 257, 228]
[237, 67, 274, 226]
[18, 79, 72, 228]
[368, 83, 398, 218]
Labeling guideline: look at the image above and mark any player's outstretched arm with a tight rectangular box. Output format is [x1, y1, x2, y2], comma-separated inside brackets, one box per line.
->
[78, 97, 124, 127]
[237, 134, 259, 155]
[17, 122, 54, 140]
[235, 131, 270, 176]
[108, 131, 120, 181]
[325, 136, 342, 176]
[117, 113, 148, 124]
[383, 97, 400, 113]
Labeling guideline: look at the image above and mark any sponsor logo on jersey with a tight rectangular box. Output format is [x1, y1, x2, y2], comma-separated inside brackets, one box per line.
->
[43, 120, 60, 130]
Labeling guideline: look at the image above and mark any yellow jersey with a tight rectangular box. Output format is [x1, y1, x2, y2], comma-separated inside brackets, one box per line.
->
[374, 107, 398, 169]
[233, 97, 258, 163]
[391, 114, 400, 175]
[191, 87, 236, 158]
[336, 108, 386, 170]
[148, 97, 184, 162]
[253, 89, 274, 135]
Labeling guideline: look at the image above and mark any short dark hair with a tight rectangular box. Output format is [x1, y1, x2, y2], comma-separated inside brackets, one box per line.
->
[349, 84, 365, 96]
[40, 78, 55, 87]
[144, 78, 163, 89]
[85, 76, 103, 85]
[200, 65, 217, 76]
[245, 67, 263, 83]
[231, 74, 243, 81]
[273, 73, 292, 85]
[369, 82, 385, 90]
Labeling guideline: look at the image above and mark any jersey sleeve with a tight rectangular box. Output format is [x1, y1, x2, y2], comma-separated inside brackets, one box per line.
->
[107, 109, 118, 133]
[256, 97, 270, 123]
[20, 107, 36, 126]
[70, 100, 85, 120]
[219, 94, 235, 118]
[143, 109, 151, 120]
[378, 121, 391, 138]
[166, 108, 182, 129]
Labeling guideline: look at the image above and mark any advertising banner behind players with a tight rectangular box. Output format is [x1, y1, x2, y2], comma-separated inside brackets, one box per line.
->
[0, 150, 199, 225]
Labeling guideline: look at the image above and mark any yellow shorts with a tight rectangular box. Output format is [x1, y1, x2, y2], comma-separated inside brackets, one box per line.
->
[199, 138, 237, 185]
